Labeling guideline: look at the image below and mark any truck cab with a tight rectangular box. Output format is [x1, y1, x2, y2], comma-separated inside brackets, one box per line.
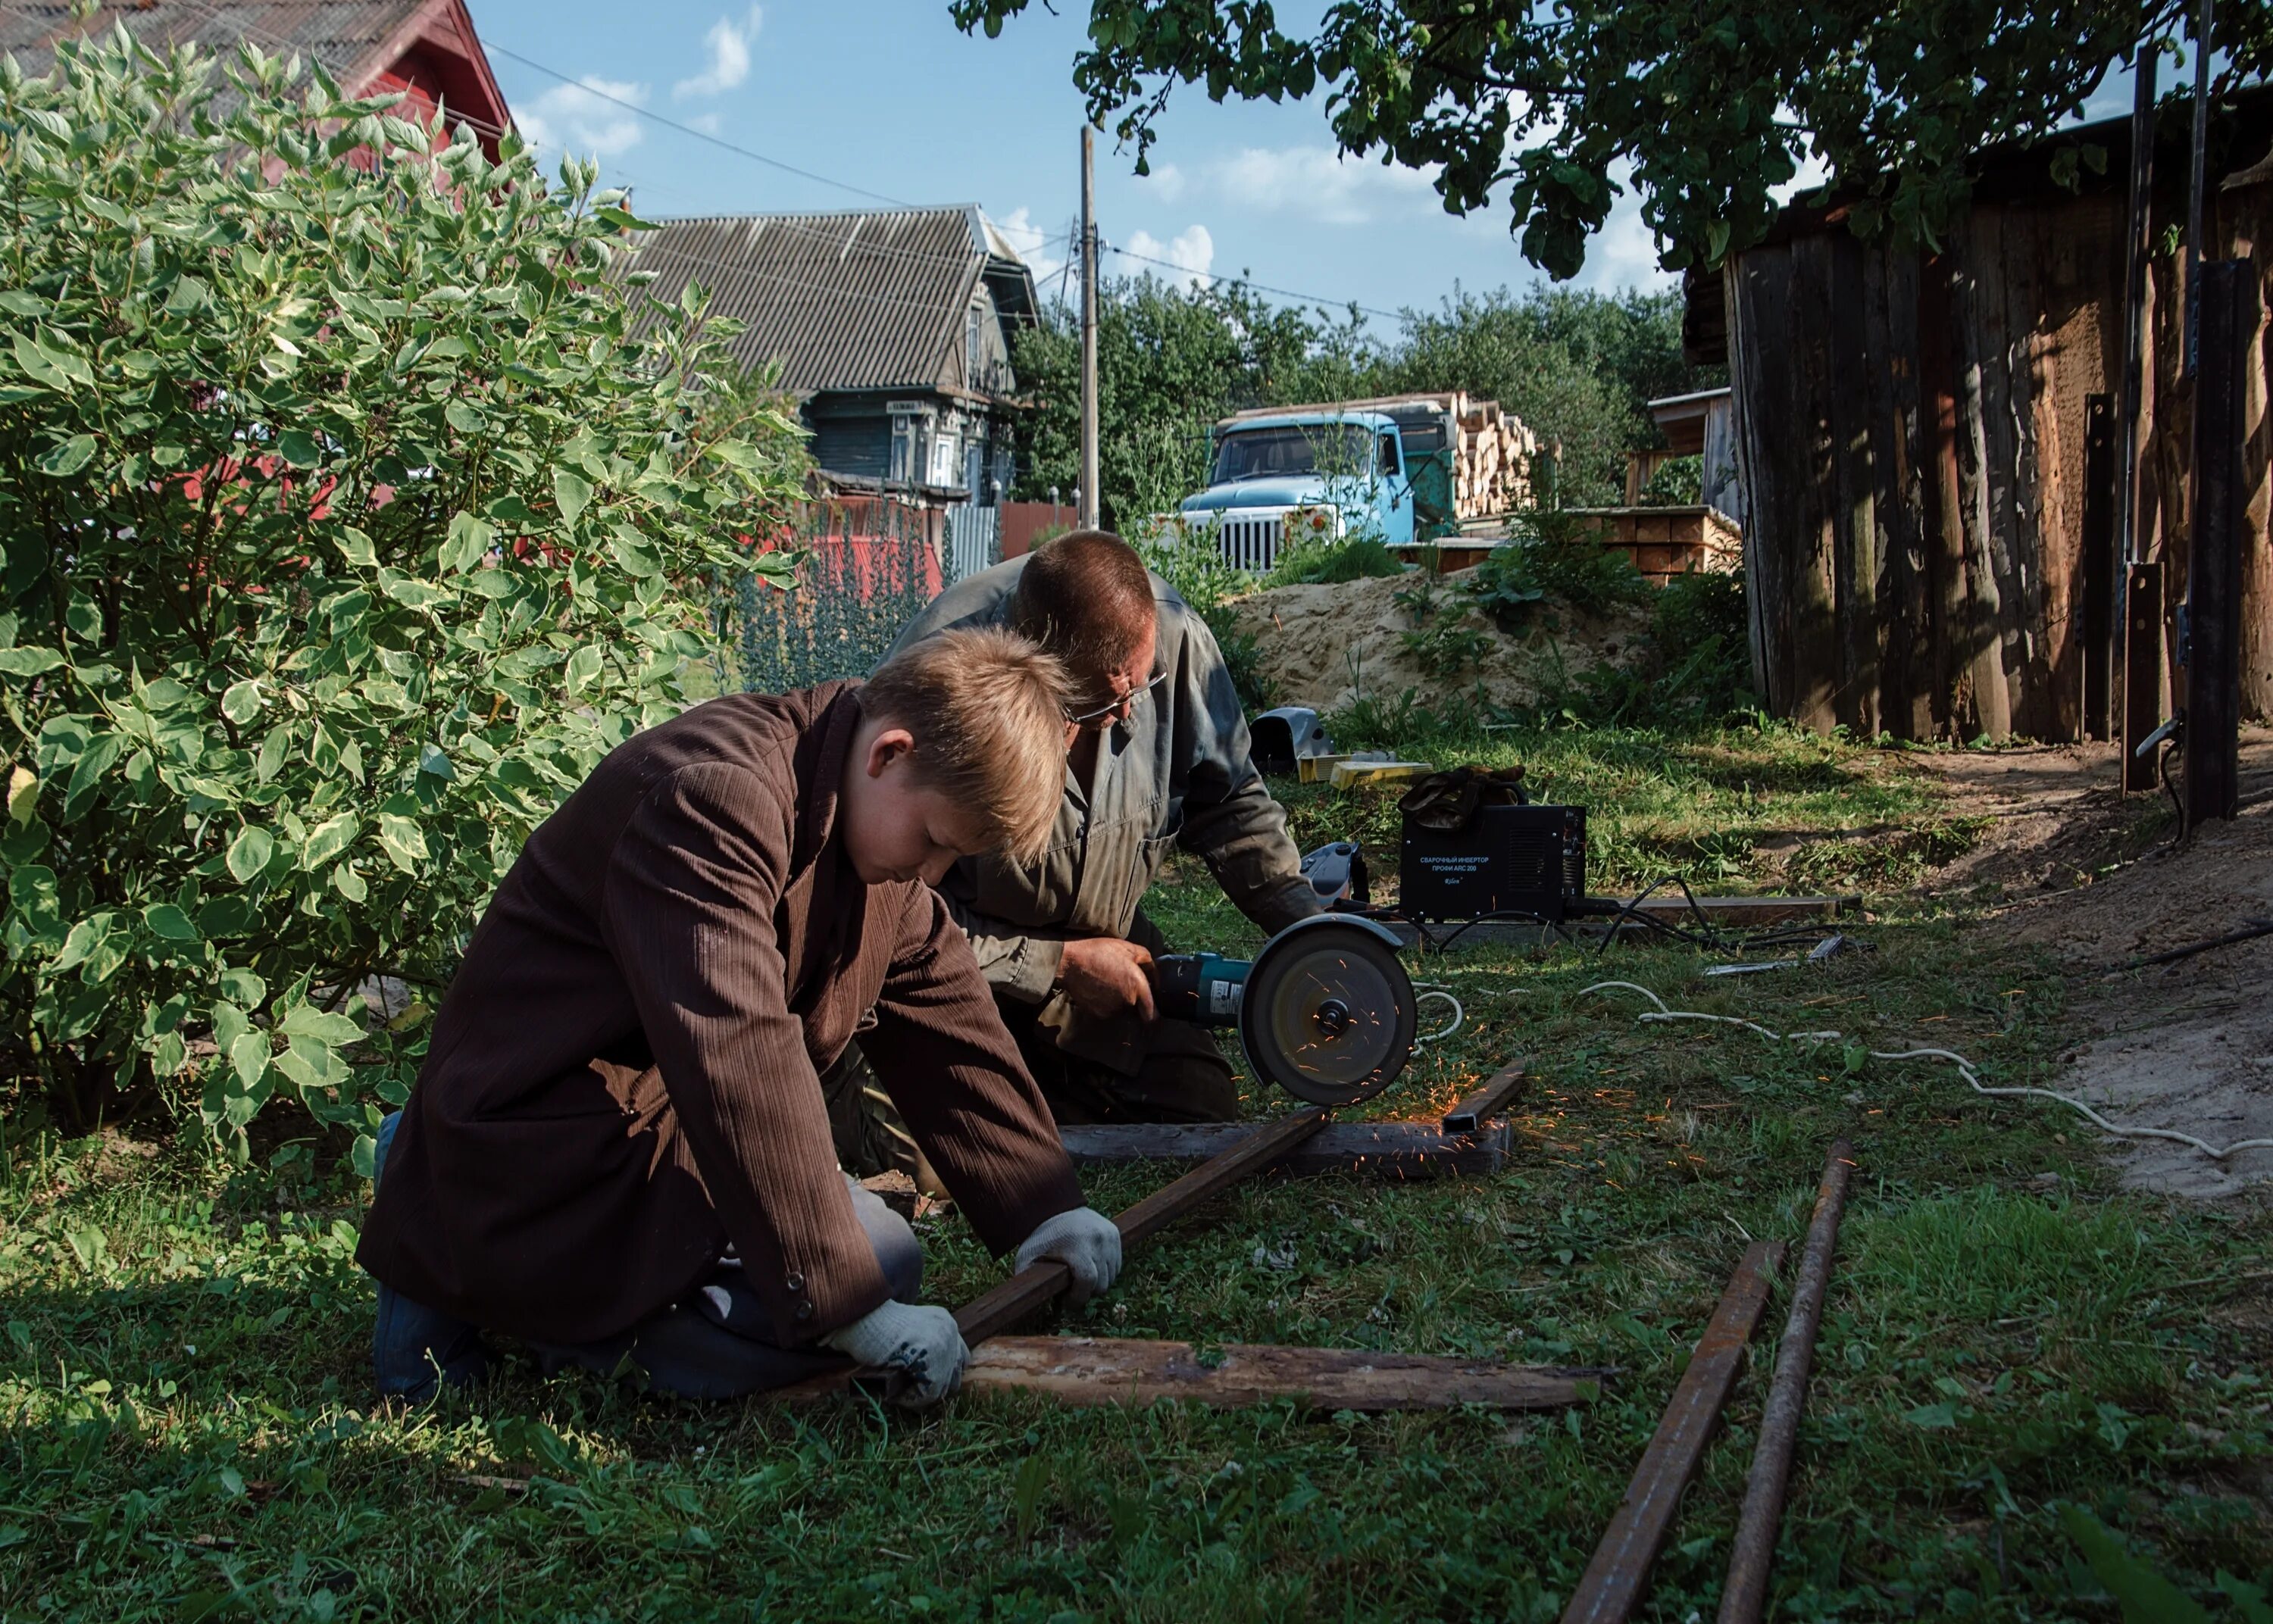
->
[1177, 409, 1414, 572]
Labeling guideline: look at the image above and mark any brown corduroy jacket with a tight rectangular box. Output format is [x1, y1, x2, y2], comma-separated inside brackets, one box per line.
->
[355, 682, 1084, 1348]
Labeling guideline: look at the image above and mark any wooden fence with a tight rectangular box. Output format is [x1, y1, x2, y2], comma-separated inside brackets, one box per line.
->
[1723, 126, 2273, 741]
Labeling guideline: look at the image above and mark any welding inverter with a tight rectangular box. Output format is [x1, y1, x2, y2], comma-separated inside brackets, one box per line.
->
[1398, 801, 1587, 923]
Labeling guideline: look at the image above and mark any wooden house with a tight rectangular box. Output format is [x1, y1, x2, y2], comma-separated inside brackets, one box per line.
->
[1, 0, 514, 157]
[621, 208, 1040, 513]
[1690, 89, 2273, 742]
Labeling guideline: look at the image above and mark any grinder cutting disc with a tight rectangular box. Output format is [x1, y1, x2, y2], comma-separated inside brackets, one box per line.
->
[1240, 918, 1417, 1107]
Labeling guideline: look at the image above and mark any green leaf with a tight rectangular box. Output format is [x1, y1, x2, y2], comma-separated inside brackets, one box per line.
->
[275, 429, 320, 467]
[552, 469, 592, 527]
[564, 645, 604, 692]
[141, 902, 199, 942]
[211, 1001, 249, 1057]
[226, 823, 274, 883]
[62, 731, 126, 819]
[2218, 1573, 2273, 1624]
[39, 433, 96, 476]
[608, 525, 660, 577]
[164, 274, 212, 314]
[217, 967, 267, 1007]
[0, 646, 65, 677]
[2058, 1504, 2212, 1624]
[380, 573, 452, 611]
[442, 511, 496, 574]
[376, 812, 428, 873]
[229, 1029, 270, 1092]
[6, 767, 34, 823]
[279, 1004, 363, 1045]
[1903, 1401, 1957, 1429]
[331, 861, 367, 902]
[302, 811, 359, 868]
[64, 595, 101, 642]
[417, 743, 456, 780]
[334, 526, 379, 568]
[52, 915, 103, 973]
[221, 679, 264, 723]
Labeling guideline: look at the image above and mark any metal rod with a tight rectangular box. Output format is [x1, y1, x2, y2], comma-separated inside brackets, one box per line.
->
[1078, 123, 1100, 529]
[1716, 1142, 1857, 1624]
[1560, 1240, 1787, 1624]
[1442, 1062, 1525, 1133]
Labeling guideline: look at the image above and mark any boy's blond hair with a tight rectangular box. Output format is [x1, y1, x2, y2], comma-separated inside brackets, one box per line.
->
[862, 626, 1071, 863]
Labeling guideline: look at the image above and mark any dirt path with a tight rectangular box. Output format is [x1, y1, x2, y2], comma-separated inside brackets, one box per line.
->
[1915, 730, 2273, 1198]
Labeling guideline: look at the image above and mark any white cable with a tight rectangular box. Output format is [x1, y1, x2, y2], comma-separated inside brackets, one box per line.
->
[1412, 986, 1465, 1049]
[1580, 981, 2273, 1163]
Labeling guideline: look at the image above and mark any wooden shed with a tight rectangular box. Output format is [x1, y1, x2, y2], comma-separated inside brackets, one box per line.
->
[1693, 90, 2273, 742]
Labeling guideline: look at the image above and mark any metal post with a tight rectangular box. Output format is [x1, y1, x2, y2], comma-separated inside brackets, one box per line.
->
[2116, 39, 2160, 789]
[2081, 395, 2117, 739]
[2185, 0, 2214, 379]
[1717, 1143, 1856, 1624]
[1079, 124, 1100, 531]
[2125, 562, 2165, 792]
[2184, 258, 2254, 827]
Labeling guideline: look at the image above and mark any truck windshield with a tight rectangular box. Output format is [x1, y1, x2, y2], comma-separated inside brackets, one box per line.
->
[1212, 425, 1374, 484]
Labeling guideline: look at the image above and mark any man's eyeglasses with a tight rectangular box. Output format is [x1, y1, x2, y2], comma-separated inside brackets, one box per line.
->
[1067, 668, 1168, 727]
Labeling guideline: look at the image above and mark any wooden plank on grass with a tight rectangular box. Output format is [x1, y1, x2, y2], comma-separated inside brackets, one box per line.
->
[1058, 1119, 1507, 1179]
[964, 1337, 1611, 1412]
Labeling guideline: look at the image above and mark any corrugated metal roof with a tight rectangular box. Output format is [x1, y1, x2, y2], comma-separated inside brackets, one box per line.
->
[1, 1, 424, 82]
[622, 207, 1024, 396]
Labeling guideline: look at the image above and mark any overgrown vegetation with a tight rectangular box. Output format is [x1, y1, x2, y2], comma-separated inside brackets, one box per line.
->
[1133, 523, 1275, 711]
[1264, 533, 1406, 589]
[1012, 276, 1720, 528]
[0, 38, 805, 1151]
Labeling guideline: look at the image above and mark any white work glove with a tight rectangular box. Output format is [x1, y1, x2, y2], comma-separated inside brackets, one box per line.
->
[820, 1301, 968, 1407]
[1015, 1207, 1123, 1307]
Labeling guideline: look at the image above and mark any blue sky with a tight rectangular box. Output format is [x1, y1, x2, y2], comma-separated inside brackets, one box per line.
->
[464, 0, 1681, 328]
[465, 2, 2153, 331]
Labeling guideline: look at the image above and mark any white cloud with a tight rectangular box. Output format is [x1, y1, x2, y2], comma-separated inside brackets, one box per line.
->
[990, 206, 1069, 292]
[1139, 161, 1187, 203]
[686, 111, 723, 136]
[1122, 224, 1215, 289]
[1208, 145, 1440, 226]
[516, 75, 649, 160]
[674, 8, 762, 100]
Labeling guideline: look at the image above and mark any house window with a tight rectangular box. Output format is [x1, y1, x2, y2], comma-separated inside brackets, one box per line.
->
[890, 414, 924, 483]
[967, 303, 985, 390]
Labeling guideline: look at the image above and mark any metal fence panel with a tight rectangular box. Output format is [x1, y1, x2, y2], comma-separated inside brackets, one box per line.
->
[945, 504, 1002, 586]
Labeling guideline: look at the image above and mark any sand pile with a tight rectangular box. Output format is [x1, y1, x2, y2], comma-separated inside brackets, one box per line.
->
[1223, 567, 1653, 716]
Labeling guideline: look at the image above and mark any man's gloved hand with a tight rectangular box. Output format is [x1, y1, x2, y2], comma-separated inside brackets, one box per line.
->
[820, 1301, 968, 1407]
[1015, 1207, 1123, 1306]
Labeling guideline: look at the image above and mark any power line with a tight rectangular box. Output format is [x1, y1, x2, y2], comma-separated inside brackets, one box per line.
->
[1101, 237, 1405, 322]
[478, 36, 918, 211]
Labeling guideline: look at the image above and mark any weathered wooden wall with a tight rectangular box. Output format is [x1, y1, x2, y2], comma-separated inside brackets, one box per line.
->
[1727, 168, 2273, 741]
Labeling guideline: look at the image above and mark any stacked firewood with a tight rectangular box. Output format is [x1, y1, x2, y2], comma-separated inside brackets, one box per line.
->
[1451, 398, 1539, 520]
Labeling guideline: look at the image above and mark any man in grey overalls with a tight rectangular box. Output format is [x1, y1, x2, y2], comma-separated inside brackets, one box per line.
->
[864, 529, 1321, 1131]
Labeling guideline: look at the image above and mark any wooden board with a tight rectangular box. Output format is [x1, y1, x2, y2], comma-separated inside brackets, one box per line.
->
[1058, 1120, 1507, 1178]
[963, 1337, 1609, 1412]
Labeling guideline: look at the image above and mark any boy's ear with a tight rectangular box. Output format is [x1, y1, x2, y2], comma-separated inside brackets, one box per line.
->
[864, 726, 918, 779]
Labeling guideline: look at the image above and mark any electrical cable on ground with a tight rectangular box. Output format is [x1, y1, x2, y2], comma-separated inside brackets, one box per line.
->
[1412, 986, 1465, 1050]
[1579, 979, 2273, 1163]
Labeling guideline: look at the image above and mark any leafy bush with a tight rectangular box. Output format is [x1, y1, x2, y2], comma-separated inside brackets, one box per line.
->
[1513, 567, 1758, 730]
[0, 36, 803, 1153]
[1265, 532, 1405, 587]
[1462, 511, 1649, 628]
[1133, 523, 1272, 710]
[1638, 453, 1704, 506]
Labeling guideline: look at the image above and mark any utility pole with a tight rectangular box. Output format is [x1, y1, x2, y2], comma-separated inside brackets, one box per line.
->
[1079, 123, 1100, 530]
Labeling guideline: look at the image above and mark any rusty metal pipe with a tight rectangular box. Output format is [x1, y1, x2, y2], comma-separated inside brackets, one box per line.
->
[1717, 1141, 1857, 1624]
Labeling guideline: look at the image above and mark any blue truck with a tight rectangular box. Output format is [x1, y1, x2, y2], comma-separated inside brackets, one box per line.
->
[1176, 393, 1517, 572]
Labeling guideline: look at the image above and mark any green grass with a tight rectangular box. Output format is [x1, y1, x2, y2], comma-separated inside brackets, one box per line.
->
[4, 735, 2269, 1621]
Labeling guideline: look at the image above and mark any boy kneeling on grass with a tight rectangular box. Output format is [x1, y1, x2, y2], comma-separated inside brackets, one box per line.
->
[356, 629, 1121, 1407]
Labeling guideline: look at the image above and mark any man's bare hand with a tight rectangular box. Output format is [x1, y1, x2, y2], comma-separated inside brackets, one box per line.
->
[1055, 936, 1156, 1021]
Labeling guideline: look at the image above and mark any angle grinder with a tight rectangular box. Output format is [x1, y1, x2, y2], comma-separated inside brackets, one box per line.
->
[1150, 914, 1418, 1107]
